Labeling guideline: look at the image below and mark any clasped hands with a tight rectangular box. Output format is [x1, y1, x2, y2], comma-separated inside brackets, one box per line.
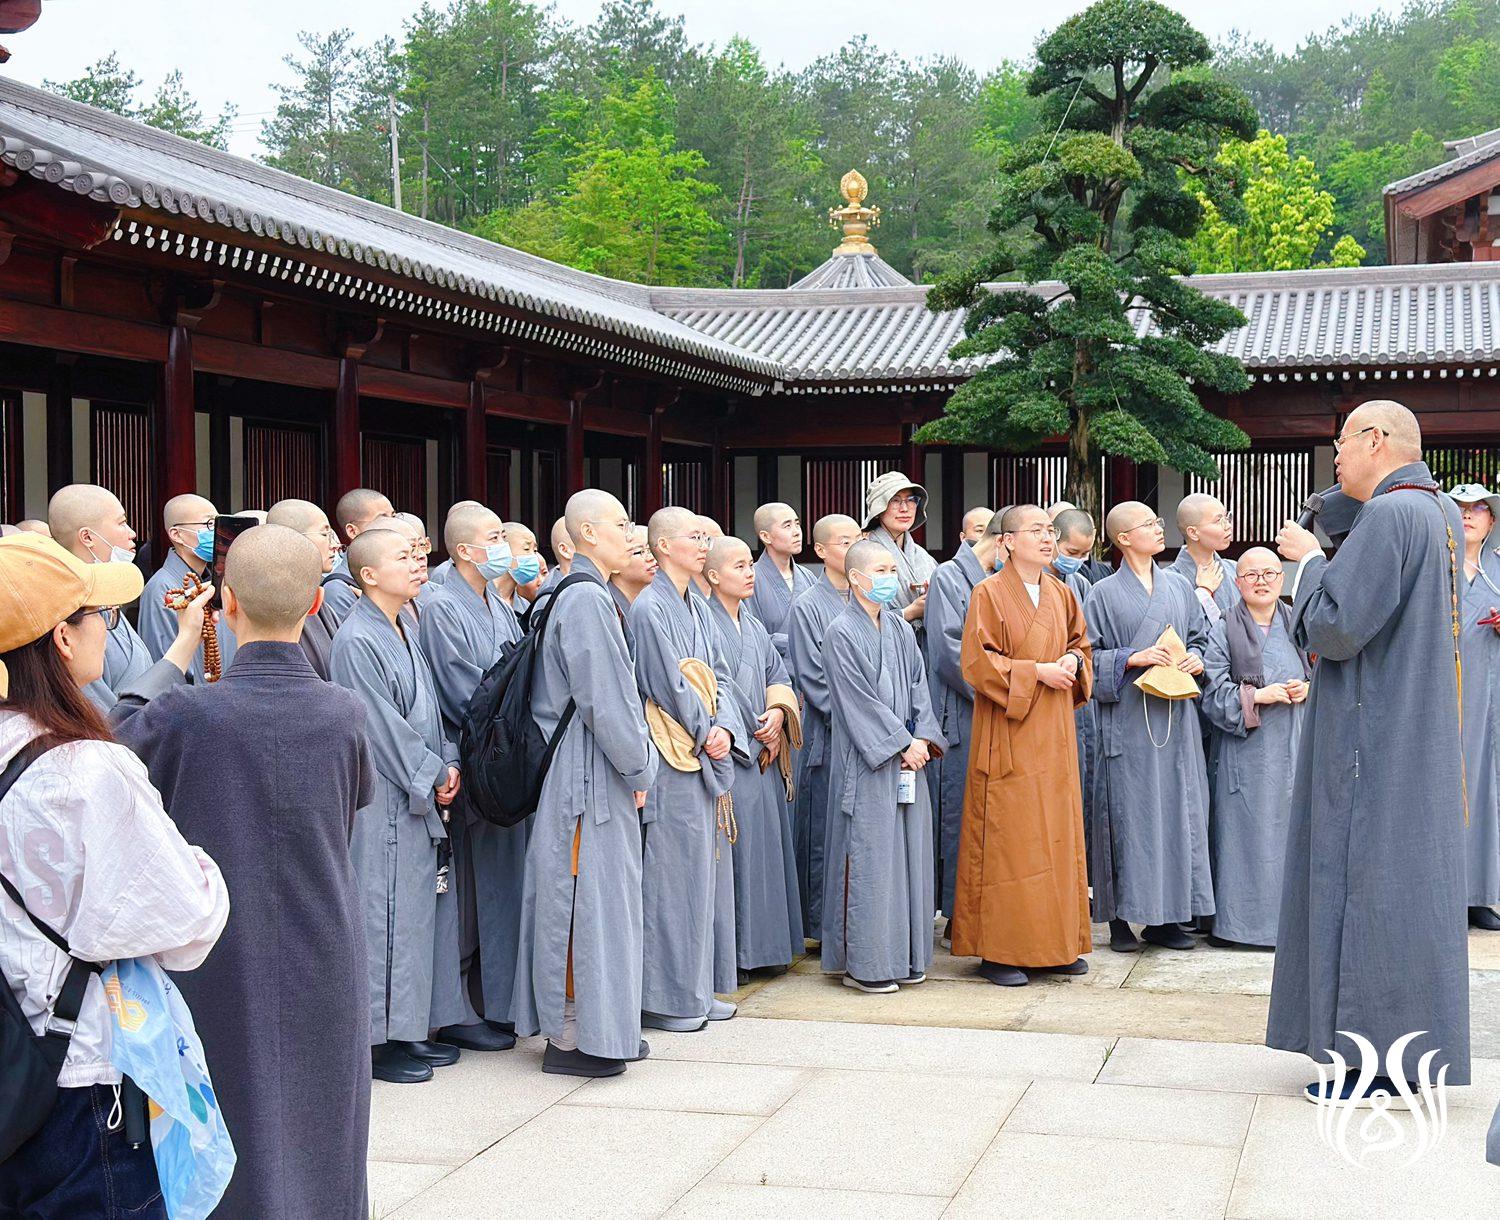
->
[1127, 645, 1204, 676]
[1254, 679, 1309, 706]
[753, 706, 785, 763]
[1037, 651, 1082, 690]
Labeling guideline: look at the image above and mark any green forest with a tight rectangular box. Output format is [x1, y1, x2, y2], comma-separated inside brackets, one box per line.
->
[41, 0, 1500, 286]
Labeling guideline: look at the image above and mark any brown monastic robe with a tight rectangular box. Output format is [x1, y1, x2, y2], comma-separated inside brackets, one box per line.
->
[951, 563, 1094, 967]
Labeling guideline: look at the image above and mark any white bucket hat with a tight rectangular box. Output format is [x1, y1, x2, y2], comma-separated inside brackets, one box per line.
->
[1447, 483, 1500, 535]
[863, 471, 928, 531]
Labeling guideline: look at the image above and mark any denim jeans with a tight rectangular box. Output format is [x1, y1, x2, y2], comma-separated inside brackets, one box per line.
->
[0, 1084, 165, 1219]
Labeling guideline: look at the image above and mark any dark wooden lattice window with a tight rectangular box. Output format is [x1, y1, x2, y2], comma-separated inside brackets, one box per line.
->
[244, 420, 322, 508]
[92, 403, 152, 542]
[485, 446, 511, 518]
[1425, 444, 1500, 489]
[662, 450, 708, 514]
[803, 454, 890, 527]
[990, 453, 1113, 509]
[1186, 449, 1315, 551]
[361, 434, 426, 515]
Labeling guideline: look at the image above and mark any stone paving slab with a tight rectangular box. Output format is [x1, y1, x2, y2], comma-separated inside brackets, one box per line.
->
[560, 1058, 813, 1116]
[1002, 1077, 1256, 1148]
[663, 1182, 950, 1219]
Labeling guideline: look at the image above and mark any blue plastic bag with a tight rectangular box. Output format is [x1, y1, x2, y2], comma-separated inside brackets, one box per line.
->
[103, 958, 236, 1220]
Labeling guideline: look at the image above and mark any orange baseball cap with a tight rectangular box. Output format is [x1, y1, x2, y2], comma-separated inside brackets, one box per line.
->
[0, 534, 144, 653]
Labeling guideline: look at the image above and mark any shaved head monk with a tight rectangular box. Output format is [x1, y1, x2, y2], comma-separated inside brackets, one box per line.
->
[139, 492, 237, 683]
[747, 501, 814, 659]
[324, 488, 396, 626]
[110, 523, 375, 1219]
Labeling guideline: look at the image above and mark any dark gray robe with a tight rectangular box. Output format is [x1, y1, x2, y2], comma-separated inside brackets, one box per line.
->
[298, 599, 338, 681]
[322, 554, 359, 627]
[1087, 566, 1214, 926]
[629, 571, 748, 1019]
[112, 643, 373, 1220]
[1201, 617, 1305, 946]
[84, 612, 154, 711]
[330, 596, 459, 1044]
[745, 550, 816, 660]
[428, 558, 453, 586]
[420, 574, 527, 1029]
[707, 597, 804, 970]
[787, 574, 849, 937]
[866, 525, 938, 653]
[1267, 462, 1470, 1085]
[140, 549, 238, 682]
[1169, 549, 1239, 620]
[1459, 548, 1500, 906]
[510, 555, 658, 1059]
[821, 604, 945, 982]
[925, 542, 986, 916]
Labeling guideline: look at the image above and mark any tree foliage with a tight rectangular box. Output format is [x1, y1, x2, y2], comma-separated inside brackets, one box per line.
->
[1188, 130, 1365, 272]
[43, 54, 235, 149]
[917, 0, 1257, 518]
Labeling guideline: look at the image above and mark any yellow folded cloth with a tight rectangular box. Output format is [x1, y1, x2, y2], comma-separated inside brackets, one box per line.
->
[1134, 624, 1199, 700]
[645, 657, 719, 772]
[758, 682, 803, 800]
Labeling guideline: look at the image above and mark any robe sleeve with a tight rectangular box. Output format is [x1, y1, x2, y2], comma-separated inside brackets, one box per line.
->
[136, 588, 176, 663]
[705, 620, 750, 766]
[789, 601, 832, 719]
[108, 659, 190, 734]
[331, 634, 446, 817]
[322, 577, 359, 627]
[905, 625, 946, 752]
[1201, 622, 1253, 739]
[1289, 504, 1409, 661]
[826, 623, 911, 769]
[630, 600, 715, 750]
[960, 584, 1039, 722]
[1088, 589, 1133, 705]
[930, 567, 972, 698]
[557, 587, 657, 791]
[419, 600, 487, 729]
[1064, 583, 1094, 707]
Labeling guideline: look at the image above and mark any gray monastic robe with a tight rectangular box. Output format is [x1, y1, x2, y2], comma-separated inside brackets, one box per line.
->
[84, 613, 154, 711]
[788, 574, 849, 937]
[1268, 462, 1470, 1085]
[112, 643, 373, 1220]
[866, 525, 938, 652]
[1088, 566, 1214, 926]
[629, 571, 748, 1019]
[510, 555, 658, 1060]
[428, 558, 453, 586]
[140, 550, 237, 682]
[745, 550, 816, 659]
[322, 554, 359, 627]
[331, 595, 458, 1044]
[608, 582, 637, 650]
[298, 599, 338, 681]
[1169, 549, 1239, 620]
[925, 541, 987, 916]
[708, 597, 804, 970]
[1489, 1102, 1499, 1165]
[821, 604, 945, 982]
[1459, 548, 1500, 906]
[420, 574, 527, 1030]
[1201, 616, 1305, 946]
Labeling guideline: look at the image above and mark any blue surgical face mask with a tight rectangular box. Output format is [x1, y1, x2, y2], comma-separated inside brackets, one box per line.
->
[1053, 554, 1085, 576]
[510, 554, 542, 585]
[859, 573, 901, 605]
[191, 527, 214, 563]
[471, 542, 512, 582]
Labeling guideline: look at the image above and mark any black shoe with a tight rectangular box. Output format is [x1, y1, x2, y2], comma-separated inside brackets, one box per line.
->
[542, 1042, 626, 1078]
[436, 1023, 517, 1051]
[1469, 906, 1500, 931]
[1108, 919, 1140, 953]
[625, 1039, 651, 1062]
[1030, 957, 1089, 976]
[1142, 924, 1196, 950]
[372, 1043, 433, 1084]
[977, 961, 1029, 987]
[484, 1019, 517, 1035]
[391, 1039, 460, 1066]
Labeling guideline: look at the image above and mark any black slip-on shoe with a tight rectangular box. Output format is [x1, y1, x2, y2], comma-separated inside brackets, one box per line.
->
[436, 1023, 517, 1052]
[391, 1039, 460, 1066]
[542, 1042, 626, 1078]
[372, 1043, 433, 1084]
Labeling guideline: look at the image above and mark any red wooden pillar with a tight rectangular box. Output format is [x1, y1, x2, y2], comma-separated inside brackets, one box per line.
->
[710, 432, 726, 527]
[331, 356, 361, 501]
[643, 406, 664, 520]
[45, 360, 74, 493]
[566, 394, 586, 495]
[156, 323, 197, 504]
[1109, 455, 1138, 505]
[466, 379, 489, 506]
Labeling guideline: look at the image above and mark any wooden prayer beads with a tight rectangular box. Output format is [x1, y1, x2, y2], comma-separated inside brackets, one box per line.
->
[162, 572, 221, 682]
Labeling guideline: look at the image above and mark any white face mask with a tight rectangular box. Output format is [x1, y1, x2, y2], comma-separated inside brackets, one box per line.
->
[83, 533, 134, 565]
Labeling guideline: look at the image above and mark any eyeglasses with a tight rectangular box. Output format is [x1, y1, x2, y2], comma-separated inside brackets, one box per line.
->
[1236, 569, 1283, 585]
[887, 495, 921, 508]
[413, 537, 433, 557]
[1206, 512, 1233, 527]
[1011, 525, 1062, 540]
[94, 606, 121, 630]
[585, 518, 637, 535]
[307, 526, 338, 544]
[1333, 425, 1381, 452]
[170, 519, 212, 530]
[667, 533, 711, 546]
[1118, 517, 1165, 536]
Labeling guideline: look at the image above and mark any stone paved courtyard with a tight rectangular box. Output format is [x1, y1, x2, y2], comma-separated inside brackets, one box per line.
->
[367, 925, 1500, 1218]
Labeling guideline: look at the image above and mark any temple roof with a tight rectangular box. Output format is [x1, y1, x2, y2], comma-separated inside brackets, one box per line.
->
[3, 80, 1500, 395]
[1384, 126, 1500, 197]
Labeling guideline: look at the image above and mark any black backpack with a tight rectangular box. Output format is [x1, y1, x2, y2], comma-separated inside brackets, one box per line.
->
[458, 572, 593, 827]
[0, 739, 102, 1163]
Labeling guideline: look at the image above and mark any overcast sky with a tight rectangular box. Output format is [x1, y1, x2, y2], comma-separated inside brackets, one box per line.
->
[8, 0, 1384, 157]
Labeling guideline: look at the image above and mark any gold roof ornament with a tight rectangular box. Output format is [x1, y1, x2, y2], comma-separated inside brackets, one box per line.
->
[828, 169, 881, 256]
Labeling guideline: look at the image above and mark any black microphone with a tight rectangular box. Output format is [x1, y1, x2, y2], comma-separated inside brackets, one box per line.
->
[1296, 491, 1325, 531]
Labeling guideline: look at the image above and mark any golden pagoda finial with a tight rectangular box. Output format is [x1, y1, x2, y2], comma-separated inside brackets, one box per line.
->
[828, 169, 880, 256]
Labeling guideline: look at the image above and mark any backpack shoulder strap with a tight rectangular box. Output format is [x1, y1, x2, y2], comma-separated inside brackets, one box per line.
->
[0, 739, 76, 955]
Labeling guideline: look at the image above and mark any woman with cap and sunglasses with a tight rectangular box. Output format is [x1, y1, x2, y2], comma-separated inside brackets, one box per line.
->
[862, 472, 938, 650]
[0, 534, 229, 1218]
[1448, 483, 1500, 932]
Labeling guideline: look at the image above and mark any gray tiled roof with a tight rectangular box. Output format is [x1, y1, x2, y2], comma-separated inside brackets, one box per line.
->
[0, 78, 780, 385]
[789, 250, 913, 290]
[1384, 127, 1500, 196]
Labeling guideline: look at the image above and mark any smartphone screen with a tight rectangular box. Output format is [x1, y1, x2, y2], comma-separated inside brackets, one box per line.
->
[209, 516, 259, 611]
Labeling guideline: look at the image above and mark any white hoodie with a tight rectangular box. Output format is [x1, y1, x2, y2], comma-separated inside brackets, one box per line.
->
[0, 712, 229, 1087]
